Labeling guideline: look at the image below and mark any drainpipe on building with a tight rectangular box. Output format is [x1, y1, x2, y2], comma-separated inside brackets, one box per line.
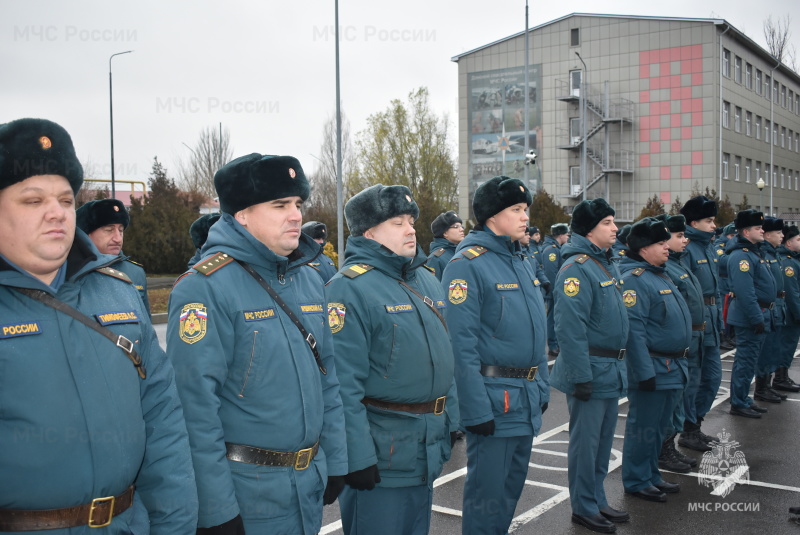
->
[718, 23, 730, 199]
[769, 58, 781, 216]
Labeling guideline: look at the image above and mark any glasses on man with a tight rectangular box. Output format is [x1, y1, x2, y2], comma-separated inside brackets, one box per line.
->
[449, 224, 464, 230]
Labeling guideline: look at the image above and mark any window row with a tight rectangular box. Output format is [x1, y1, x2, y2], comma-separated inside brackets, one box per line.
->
[722, 153, 800, 191]
[722, 101, 800, 151]
[722, 48, 800, 114]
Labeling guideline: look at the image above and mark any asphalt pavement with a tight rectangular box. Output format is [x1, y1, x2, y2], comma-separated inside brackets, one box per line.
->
[152, 324, 800, 534]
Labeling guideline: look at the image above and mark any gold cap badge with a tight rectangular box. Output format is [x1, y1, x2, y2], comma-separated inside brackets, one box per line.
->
[39, 136, 52, 149]
[288, 168, 296, 178]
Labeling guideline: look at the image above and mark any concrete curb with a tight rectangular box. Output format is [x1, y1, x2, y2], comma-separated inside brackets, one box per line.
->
[152, 313, 168, 324]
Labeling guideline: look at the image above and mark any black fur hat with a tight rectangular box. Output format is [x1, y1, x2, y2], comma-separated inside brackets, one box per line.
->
[189, 213, 221, 249]
[570, 198, 615, 236]
[734, 209, 764, 230]
[0, 118, 83, 194]
[655, 213, 686, 233]
[345, 184, 419, 236]
[528, 226, 540, 235]
[783, 224, 800, 243]
[627, 217, 671, 253]
[680, 196, 717, 223]
[214, 153, 309, 215]
[551, 223, 569, 237]
[76, 199, 130, 234]
[762, 217, 784, 232]
[431, 211, 462, 238]
[617, 224, 632, 245]
[301, 220, 328, 241]
[473, 176, 531, 225]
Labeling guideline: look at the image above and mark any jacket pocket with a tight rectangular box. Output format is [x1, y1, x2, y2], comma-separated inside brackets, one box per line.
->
[368, 409, 420, 472]
[485, 380, 524, 417]
[238, 330, 261, 397]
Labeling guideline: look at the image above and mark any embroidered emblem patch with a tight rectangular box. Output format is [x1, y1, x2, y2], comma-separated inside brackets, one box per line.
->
[717, 249, 724, 255]
[385, 303, 413, 313]
[243, 308, 276, 321]
[328, 303, 346, 333]
[623, 289, 637, 307]
[0, 321, 42, 339]
[548, 253, 556, 262]
[448, 279, 468, 304]
[563, 277, 580, 297]
[786, 266, 795, 277]
[179, 303, 207, 344]
[739, 260, 750, 272]
[96, 311, 139, 326]
[300, 303, 324, 314]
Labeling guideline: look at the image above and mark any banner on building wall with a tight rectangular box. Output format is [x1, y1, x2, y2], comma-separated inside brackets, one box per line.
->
[468, 65, 542, 217]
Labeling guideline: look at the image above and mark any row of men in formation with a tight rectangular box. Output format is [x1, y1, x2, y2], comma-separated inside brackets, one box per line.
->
[1, 117, 796, 535]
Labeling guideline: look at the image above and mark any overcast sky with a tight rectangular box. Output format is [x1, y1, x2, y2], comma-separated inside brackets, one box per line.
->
[2, 0, 796, 190]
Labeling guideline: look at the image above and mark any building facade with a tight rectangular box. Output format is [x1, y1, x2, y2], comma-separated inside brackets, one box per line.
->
[452, 13, 800, 222]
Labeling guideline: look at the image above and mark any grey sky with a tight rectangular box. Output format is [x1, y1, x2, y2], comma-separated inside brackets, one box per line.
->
[2, 0, 796, 189]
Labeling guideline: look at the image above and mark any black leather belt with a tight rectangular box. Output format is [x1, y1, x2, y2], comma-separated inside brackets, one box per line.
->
[226, 442, 319, 470]
[692, 322, 707, 331]
[650, 348, 689, 359]
[588, 346, 626, 360]
[0, 486, 134, 531]
[362, 396, 446, 415]
[778, 291, 786, 298]
[480, 364, 538, 381]
[758, 300, 775, 310]
[703, 296, 716, 305]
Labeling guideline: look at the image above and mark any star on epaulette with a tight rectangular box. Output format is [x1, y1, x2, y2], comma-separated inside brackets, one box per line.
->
[342, 263, 374, 279]
[462, 246, 488, 260]
[631, 267, 646, 276]
[96, 266, 133, 283]
[575, 254, 589, 264]
[432, 248, 446, 257]
[194, 252, 235, 276]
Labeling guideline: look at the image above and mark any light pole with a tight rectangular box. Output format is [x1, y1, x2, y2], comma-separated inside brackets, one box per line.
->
[523, 0, 530, 189]
[768, 59, 781, 217]
[109, 50, 133, 199]
[757, 176, 765, 212]
[575, 52, 588, 201]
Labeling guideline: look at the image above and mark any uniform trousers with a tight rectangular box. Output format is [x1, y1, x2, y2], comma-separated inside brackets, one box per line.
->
[778, 323, 800, 369]
[339, 484, 432, 535]
[730, 326, 767, 409]
[622, 389, 682, 492]
[545, 298, 559, 352]
[694, 344, 721, 420]
[756, 325, 783, 376]
[463, 433, 533, 535]
[566, 395, 618, 517]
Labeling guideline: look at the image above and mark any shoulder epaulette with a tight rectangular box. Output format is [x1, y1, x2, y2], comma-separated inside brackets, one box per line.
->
[96, 266, 133, 283]
[462, 246, 488, 260]
[575, 254, 589, 264]
[342, 263, 374, 279]
[125, 258, 143, 267]
[194, 252, 235, 276]
[432, 248, 446, 257]
[631, 267, 645, 276]
[423, 264, 436, 274]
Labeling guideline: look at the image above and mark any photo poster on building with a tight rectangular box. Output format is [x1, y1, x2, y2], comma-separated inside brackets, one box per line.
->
[468, 65, 543, 214]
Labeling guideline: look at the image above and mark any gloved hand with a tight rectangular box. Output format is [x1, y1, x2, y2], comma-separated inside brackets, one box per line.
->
[542, 282, 551, 293]
[573, 382, 593, 401]
[541, 402, 549, 414]
[344, 464, 381, 491]
[754, 323, 766, 334]
[197, 514, 245, 535]
[639, 376, 657, 391]
[465, 419, 496, 436]
[323, 475, 346, 505]
[450, 431, 458, 449]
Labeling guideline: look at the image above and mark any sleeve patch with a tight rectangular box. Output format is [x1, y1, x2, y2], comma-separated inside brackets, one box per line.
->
[563, 277, 580, 297]
[448, 279, 468, 304]
[739, 260, 750, 272]
[623, 289, 637, 307]
[179, 303, 208, 344]
[328, 303, 346, 333]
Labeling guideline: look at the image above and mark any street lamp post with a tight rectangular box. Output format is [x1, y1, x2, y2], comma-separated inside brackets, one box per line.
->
[575, 52, 588, 201]
[109, 50, 133, 199]
[757, 176, 765, 212]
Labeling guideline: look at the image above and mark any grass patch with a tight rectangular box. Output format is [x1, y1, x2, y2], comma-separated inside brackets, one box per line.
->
[148, 288, 171, 314]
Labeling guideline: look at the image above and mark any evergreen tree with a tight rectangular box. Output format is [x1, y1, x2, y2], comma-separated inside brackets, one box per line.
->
[529, 189, 569, 234]
[636, 194, 666, 220]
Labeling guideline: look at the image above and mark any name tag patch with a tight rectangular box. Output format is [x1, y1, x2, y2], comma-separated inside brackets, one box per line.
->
[300, 303, 324, 314]
[243, 308, 276, 321]
[659, 289, 673, 295]
[599, 279, 615, 287]
[96, 311, 139, 326]
[385, 303, 414, 313]
[697, 259, 708, 264]
[496, 283, 519, 290]
[0, 321, 42, 339]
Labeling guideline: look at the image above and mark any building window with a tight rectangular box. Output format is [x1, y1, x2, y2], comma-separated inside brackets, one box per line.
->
[796, 133, 799, 152]
[569, 166, 581, 195]
[796, 173, 798, 191]
[734, 156, 741, 181]
[782, 127, 786, 148]
[780, 84, 786, 106]
[570, 28, 580, 46]
[773, 166, 777, 187]
[766, 119, 771, 143]
[746, 159, 752, 183]
[734, 106, 742, 132]
[765, 74, 771, 99]
[723, 153, 729, 179]
[796, 94, 800, 115]
[746, 63, 753, 89]
[569, 116, 581, 143]
[756, 116, 762, 139]
[570, 69, 582, 97]
[774, 123, 778, 145]
[746, 111, 752, 136]
[774, 80, 780, 103]
[790, 90, 795, 113]
[756, 161, 761, 182]
[722, 49, 730, 77]
[756, 69, 763, 95]
[790, 130, 794, 152]
[723, 101, 730, 128]
[781, 168, 786, 189]
[734, 56, 742, 83]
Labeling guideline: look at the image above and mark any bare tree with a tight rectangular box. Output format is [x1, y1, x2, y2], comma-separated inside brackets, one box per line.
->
[764, 14, 797, 71]
[178, 125, 233, 198]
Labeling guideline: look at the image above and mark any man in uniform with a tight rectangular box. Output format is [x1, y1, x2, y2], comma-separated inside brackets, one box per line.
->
[426, 210, 464, 280]
[301, 220, 338, 282]
[187, 212, 221, 268]
[620, 218, 690, 503]
[678, 196, 722, 450]
[76, 198, 150, 314]
[550, 198, 630, 534]
[775, 224, 800, 393]
[167, 154, 348, 533]
[726, 209, 776, 418]
[0, 118, 197, 533]
[542, 223, 570, 357]
[326, 184, 459, 535]
[443, 176, 549, 535]
[530, 225, 542, 251]
[717, 223, 738, 350]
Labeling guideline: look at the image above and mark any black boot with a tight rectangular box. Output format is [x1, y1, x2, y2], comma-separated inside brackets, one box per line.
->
[754, 375, 781, 403]
[658, 434, 691, 473]
[720, 332, 735, 350]
[773, 367, 800, 392]
[666, 435, 697, 467]
[766, 373, 787, 400]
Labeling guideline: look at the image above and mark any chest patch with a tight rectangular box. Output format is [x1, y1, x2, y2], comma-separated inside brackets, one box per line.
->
[563, 277, 580, 297]
[96, 310, 140, 326]
[328, 303, 346, 333]
[243, 308, 276, 321]
[179, 303, 208, 344]
[385, 303, 414, 313]
[449, 279, 468, 304]
[0, 321, 42, 339]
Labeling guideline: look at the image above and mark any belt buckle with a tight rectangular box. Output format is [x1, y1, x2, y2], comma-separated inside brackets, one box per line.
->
[682, 348, 689, 358]
[115, 335, 134, 354]
[294, 447, 313, 470]
[305, 333, 317, 350]
[433, 396, 447, 415]
[617, 349, 626, 361]
[527, 366, 538, 381]
[88, 495, 115, 528]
